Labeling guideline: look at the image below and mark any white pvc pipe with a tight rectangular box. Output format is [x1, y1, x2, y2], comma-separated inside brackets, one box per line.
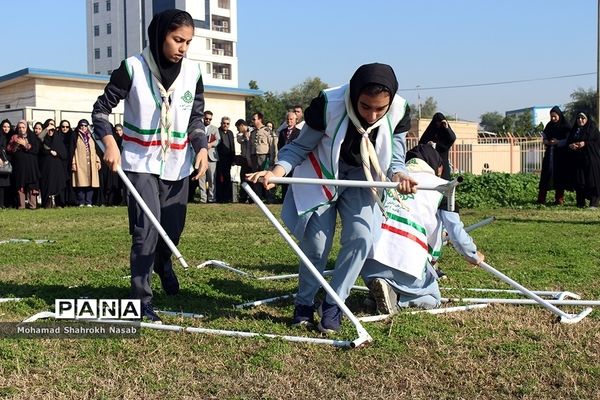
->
[477, 261, 592, 324]
[155, 310, 204, 319]
[242, 182, 372, 347]
[442, 297, 600, 307]
[22, 311, 357, 348]
[0, 298, 22, 303]
[268, 176, 461, 191]
[358, 304, 489, 322]
[196, 260, 251, 277]
[257, 269, 334, 281]
[465, 217, 495, 233]
[268, 176, 462, 212]
[236, 294, 297, 309]
[441, 287, 581, 300]
[95, 138, 189, 270]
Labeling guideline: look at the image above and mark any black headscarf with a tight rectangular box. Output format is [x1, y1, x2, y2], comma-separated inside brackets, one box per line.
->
[406, 143, 443, 173]
[543, 106, 570, 140]
[348, 63, 399, 127]
[147, 9, 192, 89]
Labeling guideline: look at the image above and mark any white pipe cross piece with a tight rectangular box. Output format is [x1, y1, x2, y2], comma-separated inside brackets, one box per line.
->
[441, 287, 581, 300]
[477, 261, 592, 324]
[267, 176, 462, 212]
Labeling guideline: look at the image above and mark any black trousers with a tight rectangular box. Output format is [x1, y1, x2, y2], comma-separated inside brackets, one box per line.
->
[126, 172, 189, 304]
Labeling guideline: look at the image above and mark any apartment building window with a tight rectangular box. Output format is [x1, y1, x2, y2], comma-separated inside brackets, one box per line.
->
[218, 0, 230, 9]
[94, 48, 100, 59]
[93, 2, 99, 13]
[106, 23, 111, 34]
[106, 0, 111, 11]
[107, 70, 112, 75]
[206, 63, 211, 75]
[212, 63, 231, 80]
[94, 25, 100, 36]
[107, 46, 112, 58]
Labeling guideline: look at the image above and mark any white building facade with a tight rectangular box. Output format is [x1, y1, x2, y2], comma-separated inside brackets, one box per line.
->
[86, 0, 239, 88]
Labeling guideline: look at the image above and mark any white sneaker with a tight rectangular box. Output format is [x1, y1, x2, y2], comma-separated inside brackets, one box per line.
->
[369, 278, 399, 315]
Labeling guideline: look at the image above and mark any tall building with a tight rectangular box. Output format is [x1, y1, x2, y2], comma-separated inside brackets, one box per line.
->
[86, 0, 238, 88]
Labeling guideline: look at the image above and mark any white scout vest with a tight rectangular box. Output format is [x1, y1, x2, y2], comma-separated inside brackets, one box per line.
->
[370, 159, 447, 280]
[292, 84, 408, 214]
[121, 54, 200, 181]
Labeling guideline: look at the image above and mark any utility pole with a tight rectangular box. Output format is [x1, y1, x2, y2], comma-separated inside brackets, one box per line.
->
[417, 85, 421, 120]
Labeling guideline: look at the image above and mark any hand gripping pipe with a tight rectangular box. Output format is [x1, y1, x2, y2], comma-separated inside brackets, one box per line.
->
[94, 138, 189, 270]
[266, 176, 462, 212]
[477, 261, 592, 324]
[241, 182, 372, 348]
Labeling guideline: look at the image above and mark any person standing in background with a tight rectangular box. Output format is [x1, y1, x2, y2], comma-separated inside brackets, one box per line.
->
[418, 112, 456, 181]
[7, 120, 40, 209]
[204, 110, 219, 203]
[216, 116, 235, 203]
[71, 119, 101, 207]
[537, 106, 570, 205]
[566, 112, 600, 208]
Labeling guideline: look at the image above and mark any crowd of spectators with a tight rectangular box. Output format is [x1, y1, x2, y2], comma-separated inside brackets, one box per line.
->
[0, 106, 305, 208]
[0, 118, 125, 209]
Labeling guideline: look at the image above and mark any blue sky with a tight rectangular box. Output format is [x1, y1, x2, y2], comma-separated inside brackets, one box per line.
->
[0, 0, 597, 121]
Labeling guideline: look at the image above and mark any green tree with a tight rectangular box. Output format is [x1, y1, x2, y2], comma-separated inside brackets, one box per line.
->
[564, 87, 597, 124]
[409, 96, 437, 119]
[480, 112, 504, 132]
[245, 81, 286, 126]
[280, 77, 329, 110]
[499, 114, 515, 135]
[513, 110, 535, 137]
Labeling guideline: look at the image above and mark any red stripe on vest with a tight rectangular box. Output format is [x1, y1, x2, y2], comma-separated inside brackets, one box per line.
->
[381, 223, 428, 251]
[308, 152, 333, 200]
[123, 134, 189, 150]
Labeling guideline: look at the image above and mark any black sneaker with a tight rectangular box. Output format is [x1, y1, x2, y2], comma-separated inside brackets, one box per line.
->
[317, 301, 342, 334]
[292, 304, 315, 327]
[141, 302, 162, 324]
[369, 278, 399, 315]
[435, 268, 447, 280]
[155, 262, 180, 295]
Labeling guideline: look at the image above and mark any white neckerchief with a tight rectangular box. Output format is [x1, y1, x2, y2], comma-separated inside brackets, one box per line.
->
[142, 47, 177, 162]
[344, 88, 407, 212]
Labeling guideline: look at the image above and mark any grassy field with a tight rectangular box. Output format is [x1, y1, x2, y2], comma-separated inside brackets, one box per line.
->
[0, 204, 599, 399]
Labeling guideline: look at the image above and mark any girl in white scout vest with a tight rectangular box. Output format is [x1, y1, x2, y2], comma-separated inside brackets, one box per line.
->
[362, 144, 485, 314]
[92, 9, 208, 324]
[248, 63, 417, 333]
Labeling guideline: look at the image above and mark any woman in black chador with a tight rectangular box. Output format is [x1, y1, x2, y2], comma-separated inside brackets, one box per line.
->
[39, 121, 67, 208]
[566, 112, 600, 208]
[537, 106, 570, 205]
[418, 112, 456, 180]
[6, 120, 40, 209]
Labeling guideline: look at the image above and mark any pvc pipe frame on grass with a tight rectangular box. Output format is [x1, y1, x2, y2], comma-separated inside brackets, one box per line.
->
[242, 182, 372, 348]
[230, 216, 495, 282]
[21, 311, 355, 348]
[477, 261, 592, 324]
[94, 138, 189, 270]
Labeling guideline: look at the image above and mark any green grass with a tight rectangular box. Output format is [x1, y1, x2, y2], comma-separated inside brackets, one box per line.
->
[0, 204, 599, 399]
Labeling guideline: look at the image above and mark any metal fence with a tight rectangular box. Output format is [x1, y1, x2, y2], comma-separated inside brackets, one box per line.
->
[407, 132, 544, 175]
